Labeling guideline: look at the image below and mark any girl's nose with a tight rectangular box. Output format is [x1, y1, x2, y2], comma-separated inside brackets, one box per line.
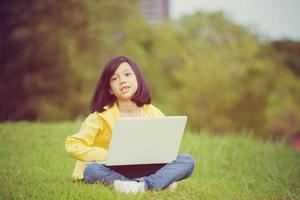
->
[119, 79, 126, 85]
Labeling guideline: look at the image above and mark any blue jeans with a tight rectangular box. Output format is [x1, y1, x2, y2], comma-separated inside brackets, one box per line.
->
[84, 154, 195, 190]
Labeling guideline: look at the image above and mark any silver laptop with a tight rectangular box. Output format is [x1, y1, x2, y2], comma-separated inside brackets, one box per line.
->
[94, 116, 187, 166]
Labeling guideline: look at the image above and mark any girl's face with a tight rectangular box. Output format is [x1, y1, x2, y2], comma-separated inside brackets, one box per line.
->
[109, 62, 138, 102]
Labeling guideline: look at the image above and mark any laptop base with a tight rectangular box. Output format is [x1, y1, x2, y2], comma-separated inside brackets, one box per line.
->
[108, 163, 167, 179]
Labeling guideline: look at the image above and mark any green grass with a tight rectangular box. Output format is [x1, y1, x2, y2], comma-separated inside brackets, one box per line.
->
[0, 122, 299, 200]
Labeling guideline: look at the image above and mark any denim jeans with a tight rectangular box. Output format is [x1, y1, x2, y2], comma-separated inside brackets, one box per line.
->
[84, 154, 195, 190]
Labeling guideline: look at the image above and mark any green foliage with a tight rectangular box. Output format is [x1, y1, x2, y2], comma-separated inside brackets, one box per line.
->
[0, 122, 299, 199]
[1, 1, 300, 138]
[0, 0, 87, 120]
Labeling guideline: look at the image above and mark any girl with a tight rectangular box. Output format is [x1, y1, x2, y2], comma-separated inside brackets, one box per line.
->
[65, 56, 195, 193]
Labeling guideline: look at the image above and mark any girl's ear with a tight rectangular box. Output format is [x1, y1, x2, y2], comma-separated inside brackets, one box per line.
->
[109, 88, 114, 95]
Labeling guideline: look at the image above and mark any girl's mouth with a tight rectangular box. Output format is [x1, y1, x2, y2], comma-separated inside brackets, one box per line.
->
[120, 86, 130, 92]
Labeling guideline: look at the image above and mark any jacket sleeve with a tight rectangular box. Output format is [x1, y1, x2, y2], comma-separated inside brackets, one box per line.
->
[65, 112, 108, 162]
[150, 104, 165, 117]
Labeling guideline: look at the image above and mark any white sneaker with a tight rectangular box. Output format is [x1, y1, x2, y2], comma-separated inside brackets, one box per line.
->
[114, 180, 145, 194]
[167, 182, 177, 191]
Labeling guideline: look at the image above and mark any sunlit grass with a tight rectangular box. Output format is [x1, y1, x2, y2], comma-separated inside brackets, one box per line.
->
[0, 122, 299, 199]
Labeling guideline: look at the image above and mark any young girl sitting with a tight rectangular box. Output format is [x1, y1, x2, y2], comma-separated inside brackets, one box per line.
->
[65, 56, 195, 193]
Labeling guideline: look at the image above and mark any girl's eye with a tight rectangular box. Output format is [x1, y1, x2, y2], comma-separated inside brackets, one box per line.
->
[125, 72, 131, 76]
[111, 77, 117, 82]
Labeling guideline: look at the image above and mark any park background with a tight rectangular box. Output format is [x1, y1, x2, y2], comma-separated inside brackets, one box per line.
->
[0, 1, 300, 199]
[1, 0, 300, 139]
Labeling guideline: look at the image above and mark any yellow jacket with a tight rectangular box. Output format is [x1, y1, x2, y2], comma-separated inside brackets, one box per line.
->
[65, 103, 164, 180]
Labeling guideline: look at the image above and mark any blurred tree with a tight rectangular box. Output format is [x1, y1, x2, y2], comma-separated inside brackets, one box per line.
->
[155, 12, 300, 138]
[261, 41, 300, 138]
[0, 0, 87, 120]
[271, 41, 300, 76]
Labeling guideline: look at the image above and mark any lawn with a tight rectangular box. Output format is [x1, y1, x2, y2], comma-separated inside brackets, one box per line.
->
[0, 122, 299, 199]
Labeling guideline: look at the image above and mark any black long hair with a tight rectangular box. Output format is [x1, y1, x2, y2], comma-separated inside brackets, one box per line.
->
[90, 56, 151, 113]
